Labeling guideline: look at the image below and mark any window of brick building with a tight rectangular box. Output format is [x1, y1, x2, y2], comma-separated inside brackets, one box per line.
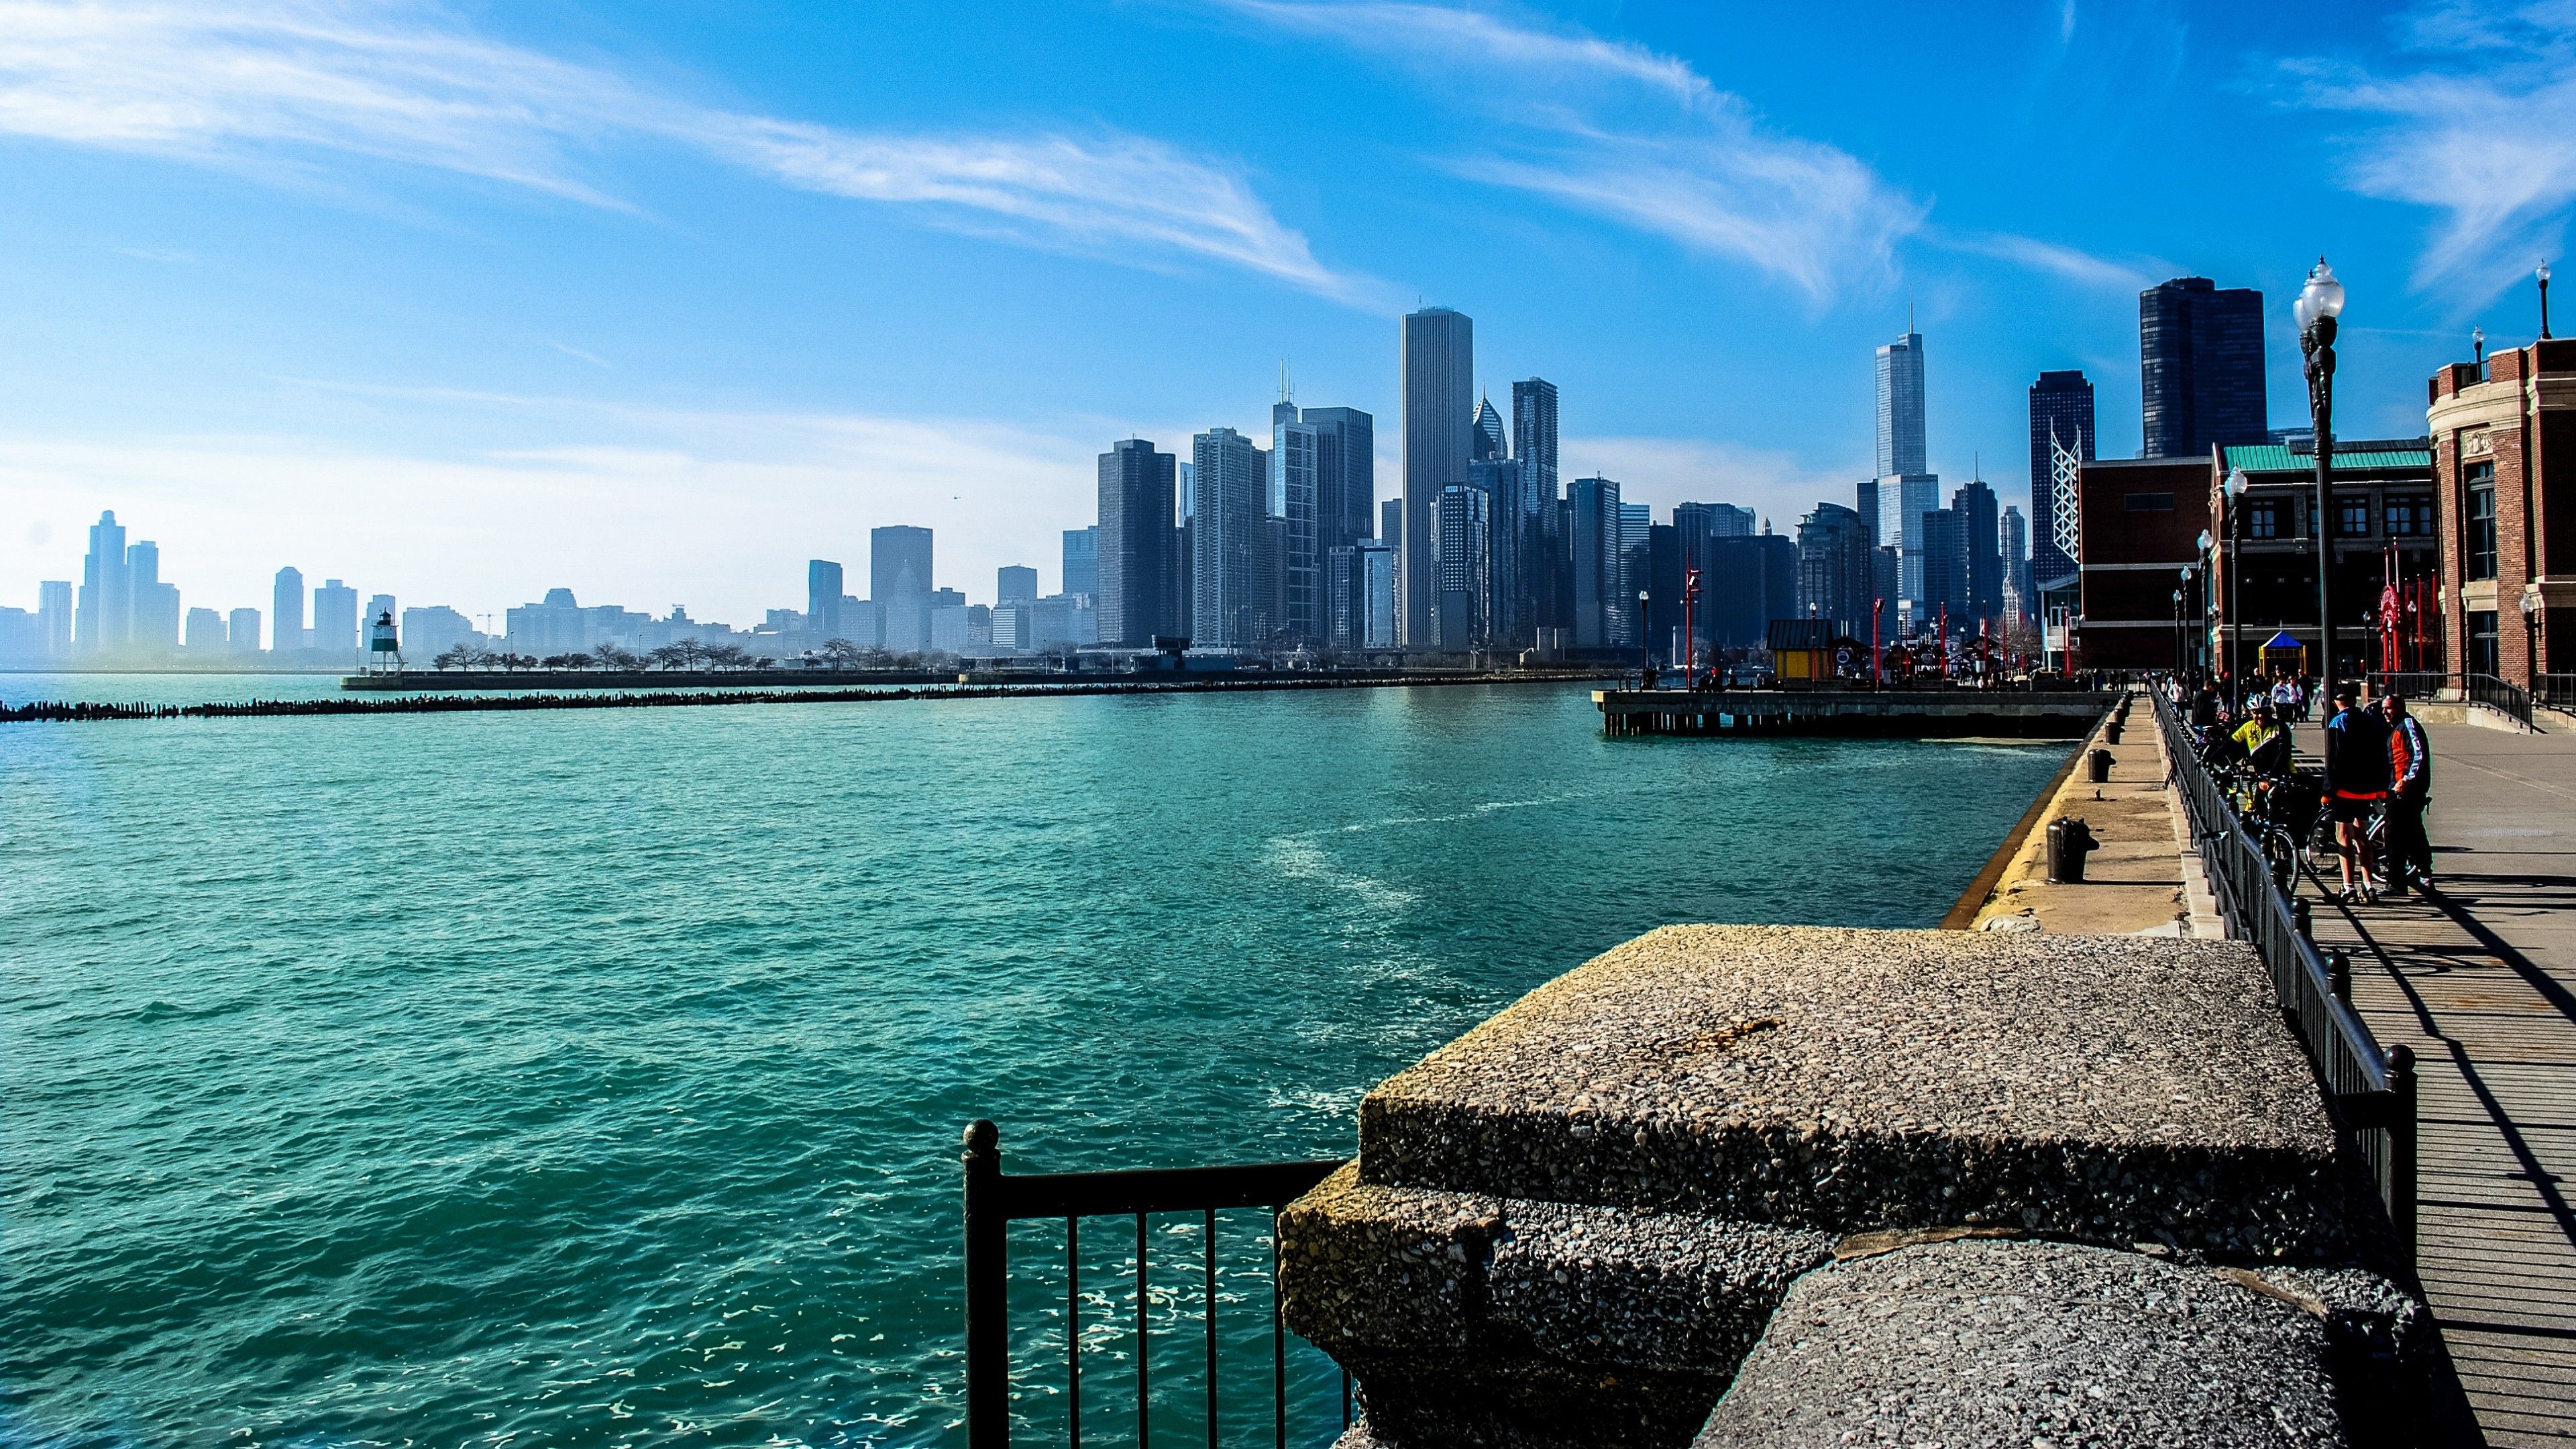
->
[2337, 498, 2371, 536]
[2249, 501, 2281, 539]
[2467, 462, 2498, 580]
[2385, 496, 2432, 536]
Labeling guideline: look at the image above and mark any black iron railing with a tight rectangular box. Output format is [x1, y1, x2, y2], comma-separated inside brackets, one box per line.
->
[2364, 671, 2449, 704]
[2541, 674, 2576, 714]
[2150, 692, 2417, 1260]
[962, 1122, 1350, 1449]
[2466, 672, 2536, 731]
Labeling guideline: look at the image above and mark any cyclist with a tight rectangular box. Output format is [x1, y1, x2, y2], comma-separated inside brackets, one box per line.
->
[2233, 701, 2291, 778]
[2383, 690, 2434, 894]
[2322, 682, 2392, 902]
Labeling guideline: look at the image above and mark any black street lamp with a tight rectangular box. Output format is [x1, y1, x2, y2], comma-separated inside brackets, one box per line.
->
[2542, 260, 2555, 339]
[2173, 588, 2186, 677]
[2223, 467, 2247, 687]
[2296, 259, 2347, 684]
[2183, 561, 2202, 676]
[1638, 588, 1652, 682]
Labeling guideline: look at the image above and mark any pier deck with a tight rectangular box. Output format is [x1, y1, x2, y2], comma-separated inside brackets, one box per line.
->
[2301, 722, 2576, 1444]
[1595, 686, 2112, 738]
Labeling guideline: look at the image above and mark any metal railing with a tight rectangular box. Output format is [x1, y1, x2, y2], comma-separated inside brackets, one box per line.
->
[2467, 672, 2537, 731]
[2542, 674, 2576, 715]
[963, 1121, 1350, 1449]
[2150, 692, 2418, 1261]
[2365, 671, 2449, 704]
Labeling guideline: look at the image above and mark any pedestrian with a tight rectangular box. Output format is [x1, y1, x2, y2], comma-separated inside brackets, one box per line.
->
[2323, 681, 2392, 903]
[2383, 690, 2434, 894]
[2234, 700, 2290, 777]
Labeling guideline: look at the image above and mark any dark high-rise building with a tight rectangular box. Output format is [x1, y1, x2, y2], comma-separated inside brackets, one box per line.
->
[808, 559, 844, 638]
[1432, 482, 1492, 650]
[1470, 396, 1506, 462]
[1470, 457, 1523, 645]
[2027, 370, 2094, 592]
[1921, 508, 1969, 630]
[1401, 307, 1473, 647]
[871, 526, 933, 603]
[1511, 379, 1558, 504]
[1568, 476, 1621, 649]
[1380, 498, 1402, 549]
[1063, 527, 1099, 599]
[1796, 501, 1874, 630]
[1193, 427, 1263, 649]
[2001, 504, 2030, 602]
[1704, 532, 1798, 650]
[1951, 479, 2001, 624]
[1302, 406, 1375, 564]
[2140, 278, 2267, 461]
[1098, 439, 1179, 647]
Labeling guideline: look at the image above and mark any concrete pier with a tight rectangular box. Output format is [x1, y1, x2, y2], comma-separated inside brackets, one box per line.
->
[1594, 687, 2112, 738]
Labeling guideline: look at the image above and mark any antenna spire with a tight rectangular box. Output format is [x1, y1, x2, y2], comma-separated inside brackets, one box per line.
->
[1907, 289, 1915, 335]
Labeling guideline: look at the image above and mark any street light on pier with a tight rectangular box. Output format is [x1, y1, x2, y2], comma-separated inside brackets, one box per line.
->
[2296, 258, 2347, 684]
[2222, 467, 2248, 688]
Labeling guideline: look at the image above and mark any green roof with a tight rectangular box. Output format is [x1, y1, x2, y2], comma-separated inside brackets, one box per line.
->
[2222, 444, 2432, 474]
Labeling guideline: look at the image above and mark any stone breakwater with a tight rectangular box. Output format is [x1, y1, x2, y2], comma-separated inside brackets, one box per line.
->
[1279, 925, 2425, 1449]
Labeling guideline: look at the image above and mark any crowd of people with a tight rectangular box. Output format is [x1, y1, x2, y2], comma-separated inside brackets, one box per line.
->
[2169, 669, 2434, 906]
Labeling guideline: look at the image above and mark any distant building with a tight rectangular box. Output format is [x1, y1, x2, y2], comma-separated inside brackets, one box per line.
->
[1099, 439, 1178, 647]
[40, 580, 72, 657]
[2027, 370, 2093, 593]
[2140, 278, 2267, 461]
[1327, 540, 1399, 651]
[1675, 502, 1755, 558]
[808, 559, 844, 639]
[79, 511, 129, 654]
[2072, 458, 2212, 670]
[2208, 438, 2434, 681]
[1568, 476, 1622, 649]
[1470, 457, 1524, 645]
[1920, 508, 1968, 631]
[1193, 427, 1264, 648]
[272, 566, 306, 653]
[228, 607, 262, 655]
[1302, 405, 1375, 566]
[997, 565, 1038, 608]
[1795, 502, 1874, 631]
[2000, 504, 2030, 602]
[1062, 527, 1098, 600]
[930, 603, 974, 653]
[1380, 498, 1402, 550]
[184, 606, 225, 649]
[1401, 306, 1474, 645]
[506, 588, 590, 655]
[126, 540, 180, 651]
[312, 579, 358, 655]
[1471, 395, 1507, 461]
[1951, 479, 2001, 624]
[873, 526, 932, 604]
[1874, 474, 1941, 625]
[1274, 396, 1320, 643]
[1432, 482, 1493, 650]
[1705, 531, 1798, 650]
[0, 607, 39, 661]
[1876, 325, 1927, 478]
[402, 605, 476, 658]
[1511, 378, 1558, 502]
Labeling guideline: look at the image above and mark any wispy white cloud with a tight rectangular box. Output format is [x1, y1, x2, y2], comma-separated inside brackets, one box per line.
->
[1930, 228, 2165, 293]
[1220, 0, 1923, 302]
[2276, 1, 2576, 298]
[0, 0, 1358, 299]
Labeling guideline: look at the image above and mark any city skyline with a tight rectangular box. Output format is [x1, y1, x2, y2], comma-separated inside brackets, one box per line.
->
[2, 4, 2565, 629]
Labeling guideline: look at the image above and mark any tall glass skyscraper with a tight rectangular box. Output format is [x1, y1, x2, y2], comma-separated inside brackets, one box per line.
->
[1301, 406, 1375, 566]
[1193, 427, 1263, 648]
[78, 510, 128, 655]
[1401, 307, 1473, 647]
[1097, 439, 1177, 647]
[2027, 370, 2094, 592]
[1875, 328, 1927, 478]
[2140, 277, 2267, 461]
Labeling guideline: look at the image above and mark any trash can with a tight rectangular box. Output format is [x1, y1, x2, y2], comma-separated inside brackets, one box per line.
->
[2086, 748, 2114, 783]
[2046, 817, 2098, 883]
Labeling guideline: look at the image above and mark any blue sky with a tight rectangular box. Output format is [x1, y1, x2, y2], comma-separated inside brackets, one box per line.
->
[2, 0, 2569, 627]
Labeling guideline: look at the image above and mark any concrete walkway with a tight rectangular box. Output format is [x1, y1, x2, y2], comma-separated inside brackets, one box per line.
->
[1968, 690, 2222, 937]
[2298, 722, 2576, 1445]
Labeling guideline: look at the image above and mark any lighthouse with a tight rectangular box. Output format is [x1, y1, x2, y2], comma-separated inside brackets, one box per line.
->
[367, 610, 402, 676]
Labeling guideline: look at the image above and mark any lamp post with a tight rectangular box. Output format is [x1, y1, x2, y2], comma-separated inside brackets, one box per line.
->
[2182, 562, 2201, 677]
[2173, 588, 2186, 677]
[2223, 467, 2247, 688]
[2523, 590, 2542, 686]
[2296, 258, 2347, 684]
[1638, 589, 1651, 682]
[1871, 598, 1884, 688]
[2543, 260, 2555, 339]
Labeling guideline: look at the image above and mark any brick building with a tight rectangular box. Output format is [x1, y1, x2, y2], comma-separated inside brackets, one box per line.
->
[2206, 440, 2437, 682]
[2425, 339, 2575, 685]
[2072, 458, 2211, 669]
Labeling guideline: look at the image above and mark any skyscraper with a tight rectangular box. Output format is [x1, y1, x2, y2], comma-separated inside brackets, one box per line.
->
[313, 579, 358, 655]
[78, 511, 128, 654]
[1274, 394, 1321, 643]
[873, 525, 934, 649]
[1875, 474, 1940, 619]
[2026, 370, 2094, 592]
[1951, 479, 2001, 624]
[1920, 508, 1968, 631]
[1704, 531, 1799, 649]
[1193, 427, 1263, 648]
[1568, 476, 1621, 649]
[227, 607, 261, 654]
[2000, 505, 2030, 602]
[1876, 325, 1927, 478]
[2139, 278, 2268, 461]
[1470, 396, 1506, 462]
[1617, 502, 1652, 648]
[127, 539, 179, 651]
[1301, 406, 1375, 564]
[39, 580, 72, 657]
[808, 559, 844, 638]
[998, 566, 1038, 607]
[1432, 483, 1493, 650]
[1510, 379, 1558, 502]
[1097, 439, 1177, 647]
[1795, 502, 1874, 629]
[185, 607, 224, 649]
[1401, 307, 1473, 647]
[1469, 456, 1522, 645]
[272, 566, 306, 653]
[1063, 527, 1099, 598]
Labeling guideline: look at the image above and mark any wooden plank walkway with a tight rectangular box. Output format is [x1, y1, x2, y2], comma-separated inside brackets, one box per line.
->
[2300, 720, 2576, 1444]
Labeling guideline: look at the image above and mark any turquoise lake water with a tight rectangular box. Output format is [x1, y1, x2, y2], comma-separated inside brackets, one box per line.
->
[1, 681, 2065, 1448]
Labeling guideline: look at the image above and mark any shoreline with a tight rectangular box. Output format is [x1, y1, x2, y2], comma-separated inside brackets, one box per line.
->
[1, 670, 1617, 724]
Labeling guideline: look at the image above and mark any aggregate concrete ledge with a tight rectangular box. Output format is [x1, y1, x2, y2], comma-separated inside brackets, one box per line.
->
[1695, 1239, 2347, 1448]
[1360, 925, 2370, 1261]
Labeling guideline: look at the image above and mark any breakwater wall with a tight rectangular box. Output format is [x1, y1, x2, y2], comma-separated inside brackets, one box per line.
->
[1, 671, 1613, 725]
[1281, 925, 2426, 1448]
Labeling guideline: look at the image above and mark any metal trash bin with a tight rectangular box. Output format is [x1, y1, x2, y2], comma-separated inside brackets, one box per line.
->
[2046, 817, 2098, 883]
[2086, 748, 2114, 783]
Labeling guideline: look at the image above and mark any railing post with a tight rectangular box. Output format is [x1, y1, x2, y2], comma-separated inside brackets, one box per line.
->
[2329, 949, 2352, 1007]
[2292, 896, 2313, 943]
[2389, 1044, 2419, 1269]
[965, 1120, 1010, 1449]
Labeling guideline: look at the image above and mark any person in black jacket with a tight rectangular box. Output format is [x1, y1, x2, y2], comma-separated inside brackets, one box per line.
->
[2382, 691, 2434, 893]
[2323, 682, 2392, 902]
